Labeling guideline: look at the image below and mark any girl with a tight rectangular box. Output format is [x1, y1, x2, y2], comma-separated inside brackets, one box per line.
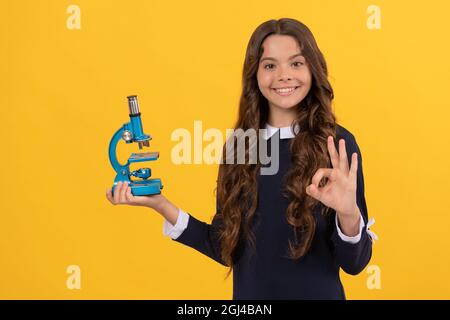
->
[106, 18, 376, 299]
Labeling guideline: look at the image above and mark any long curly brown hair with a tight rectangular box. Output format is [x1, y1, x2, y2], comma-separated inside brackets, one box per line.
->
[216, 18, 337, 277]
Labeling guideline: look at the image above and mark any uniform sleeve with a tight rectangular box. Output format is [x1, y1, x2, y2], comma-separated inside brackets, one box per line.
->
[335, 212, 365, 243]
[162, 209, 190, 239]
[171, 194, 229, 267]
[330, 133, 373, 275]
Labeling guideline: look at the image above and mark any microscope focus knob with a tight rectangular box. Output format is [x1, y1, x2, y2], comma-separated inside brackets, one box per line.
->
[122, 130, 133, 142]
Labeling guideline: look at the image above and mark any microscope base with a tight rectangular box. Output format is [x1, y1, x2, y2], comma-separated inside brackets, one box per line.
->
[112, 178, 163, 196]
[131, 179, 163, 195]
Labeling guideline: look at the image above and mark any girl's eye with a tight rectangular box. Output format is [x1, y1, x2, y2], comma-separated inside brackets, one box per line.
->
[292, 61, 304, 67]
[263, 61, 304, 70]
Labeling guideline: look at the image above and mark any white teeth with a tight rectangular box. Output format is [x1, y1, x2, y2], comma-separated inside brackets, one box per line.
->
[274, 87, 297, 93]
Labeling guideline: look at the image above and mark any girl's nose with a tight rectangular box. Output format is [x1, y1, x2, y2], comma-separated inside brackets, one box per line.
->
[277, 68, 292, 81]
[278, 74, 292, 81]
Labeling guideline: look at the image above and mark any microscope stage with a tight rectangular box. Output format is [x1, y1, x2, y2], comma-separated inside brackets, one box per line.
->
[129, 152, 160, 163]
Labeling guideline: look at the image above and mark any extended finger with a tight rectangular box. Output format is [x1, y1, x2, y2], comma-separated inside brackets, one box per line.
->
[339, 139, 349, 173]
[327, 136, 339, 169]
[349, 152, 358, 182]
[311, 168, 334, 187]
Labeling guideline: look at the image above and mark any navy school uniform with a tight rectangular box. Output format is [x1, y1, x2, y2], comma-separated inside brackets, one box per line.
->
[163, 124, 374, 299]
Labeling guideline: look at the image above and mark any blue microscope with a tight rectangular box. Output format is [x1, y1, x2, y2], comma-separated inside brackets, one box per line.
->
[109, 95, 163, 196]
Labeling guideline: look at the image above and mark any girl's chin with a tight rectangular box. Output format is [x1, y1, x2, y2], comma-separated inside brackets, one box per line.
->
[268, 97, 304, 109]
[268, 103, 300, 110]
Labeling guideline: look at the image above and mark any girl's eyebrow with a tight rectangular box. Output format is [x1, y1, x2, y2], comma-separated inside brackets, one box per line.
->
[260, 53, 304, 63]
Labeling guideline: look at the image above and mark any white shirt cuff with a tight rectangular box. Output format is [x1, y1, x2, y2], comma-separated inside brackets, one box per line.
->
[163, 208, 190, 240]
[335, 212, 365, 244]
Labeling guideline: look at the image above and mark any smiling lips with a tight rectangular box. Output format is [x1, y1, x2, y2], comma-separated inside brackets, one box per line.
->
[272, 86, 299, 96]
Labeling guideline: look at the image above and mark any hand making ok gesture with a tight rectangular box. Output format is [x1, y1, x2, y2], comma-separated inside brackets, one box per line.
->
[305, 136, 361, 234]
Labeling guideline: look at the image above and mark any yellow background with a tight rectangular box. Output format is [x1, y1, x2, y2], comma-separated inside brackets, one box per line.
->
[1, 0, 449, 299]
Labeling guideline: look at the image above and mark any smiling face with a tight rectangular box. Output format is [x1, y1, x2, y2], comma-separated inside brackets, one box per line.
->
[256, 34, 312, 126]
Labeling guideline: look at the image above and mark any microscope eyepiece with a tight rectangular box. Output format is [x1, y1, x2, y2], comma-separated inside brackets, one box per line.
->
[127, 95, 140, 115]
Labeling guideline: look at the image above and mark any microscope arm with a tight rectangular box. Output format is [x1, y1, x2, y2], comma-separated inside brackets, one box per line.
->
[108, 124, 129, 176]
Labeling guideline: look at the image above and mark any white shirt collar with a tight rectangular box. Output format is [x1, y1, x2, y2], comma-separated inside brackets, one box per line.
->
[263, 122, 300, 140]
